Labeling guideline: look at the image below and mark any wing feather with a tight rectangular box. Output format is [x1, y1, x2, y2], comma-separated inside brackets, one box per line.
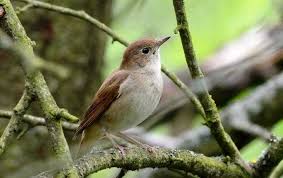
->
[74, 70, 129, 136]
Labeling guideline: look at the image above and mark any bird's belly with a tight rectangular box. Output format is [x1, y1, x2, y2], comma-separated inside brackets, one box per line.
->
[100, 81, 162, 132]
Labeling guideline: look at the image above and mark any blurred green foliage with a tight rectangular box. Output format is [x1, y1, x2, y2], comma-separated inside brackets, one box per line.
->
[105, 0, 274, 75]
[241, 120, 283, 161]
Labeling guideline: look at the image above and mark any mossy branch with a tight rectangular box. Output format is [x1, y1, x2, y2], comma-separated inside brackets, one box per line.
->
[0, 109, 79, 131]
[253, 138, 283, 177]
[172, 0, 243, 164]
[0, 0, 79, 177]
[0, 88, 33, 156]
[35, 146, 249, 178]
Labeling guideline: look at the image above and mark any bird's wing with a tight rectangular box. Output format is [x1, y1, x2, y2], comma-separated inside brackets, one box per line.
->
[74, 70, 129, 136]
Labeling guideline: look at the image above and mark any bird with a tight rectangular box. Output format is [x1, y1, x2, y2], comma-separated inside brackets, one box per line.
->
[74, 36, 170, 155]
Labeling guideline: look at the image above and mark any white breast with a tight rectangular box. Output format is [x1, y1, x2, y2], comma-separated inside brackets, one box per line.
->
[100, 68, 163, 133]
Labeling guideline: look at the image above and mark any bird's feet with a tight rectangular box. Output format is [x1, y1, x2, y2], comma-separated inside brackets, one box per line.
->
[117, 132, 156, 153]
[104, 132, 126, 157]
[114, 144, 126, 156]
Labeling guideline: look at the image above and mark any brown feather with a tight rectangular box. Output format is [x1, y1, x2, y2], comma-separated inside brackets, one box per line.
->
[120, 38, 157, 69]
[74, 70, 129, 136]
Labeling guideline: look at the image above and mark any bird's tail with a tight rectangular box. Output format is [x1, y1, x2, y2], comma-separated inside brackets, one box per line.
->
[76, 124, 103, 158]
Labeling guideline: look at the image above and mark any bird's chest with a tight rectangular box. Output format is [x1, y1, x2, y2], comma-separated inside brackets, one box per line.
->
[102, 72, 163, 131]
[126, 72, 163, 110]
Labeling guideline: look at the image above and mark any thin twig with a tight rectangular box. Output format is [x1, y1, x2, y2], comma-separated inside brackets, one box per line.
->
[0, 89, 33, 156]
[172, 0, 243, 164]
[17, 0, 129, 46]
[229, 120, 274, 142]
[0, 110, 78, 131]
[16, 3, 33, 14]
[161, 66, 205, 118]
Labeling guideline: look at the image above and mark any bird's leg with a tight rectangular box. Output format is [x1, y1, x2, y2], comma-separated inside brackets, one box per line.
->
[117, 132, 155, 152]
[104, 131, 126, 156]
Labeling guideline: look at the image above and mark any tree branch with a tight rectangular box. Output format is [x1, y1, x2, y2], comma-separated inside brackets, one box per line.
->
[172, 0, 243, 163]
[161, 66, 205, 118]
[15, 3, 33, 14]
[36, 147, 249, 178]
[0, 88, 33, 156]
[0, 109, 78, 131]
[253, 138, 283, 177]
[17, 0, 128, 46]
[0, 0, 79, 176]
[176, 70, 283, 154]
[229, 119, 274, 141]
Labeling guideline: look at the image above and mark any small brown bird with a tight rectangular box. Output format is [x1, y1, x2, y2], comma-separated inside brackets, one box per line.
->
[75, 36, 170, 155]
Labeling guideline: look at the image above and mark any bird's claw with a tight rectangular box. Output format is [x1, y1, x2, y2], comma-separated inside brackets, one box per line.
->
[115, 145, 126, 157]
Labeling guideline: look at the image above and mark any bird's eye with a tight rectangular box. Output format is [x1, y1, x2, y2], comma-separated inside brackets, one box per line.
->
[142, 47, 150, 54]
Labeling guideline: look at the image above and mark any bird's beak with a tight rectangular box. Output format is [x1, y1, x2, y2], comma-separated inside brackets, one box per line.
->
[156, 36, 171, 48]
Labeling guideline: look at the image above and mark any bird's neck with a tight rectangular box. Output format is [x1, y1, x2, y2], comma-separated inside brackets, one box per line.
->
[136, 54, 161, 75]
